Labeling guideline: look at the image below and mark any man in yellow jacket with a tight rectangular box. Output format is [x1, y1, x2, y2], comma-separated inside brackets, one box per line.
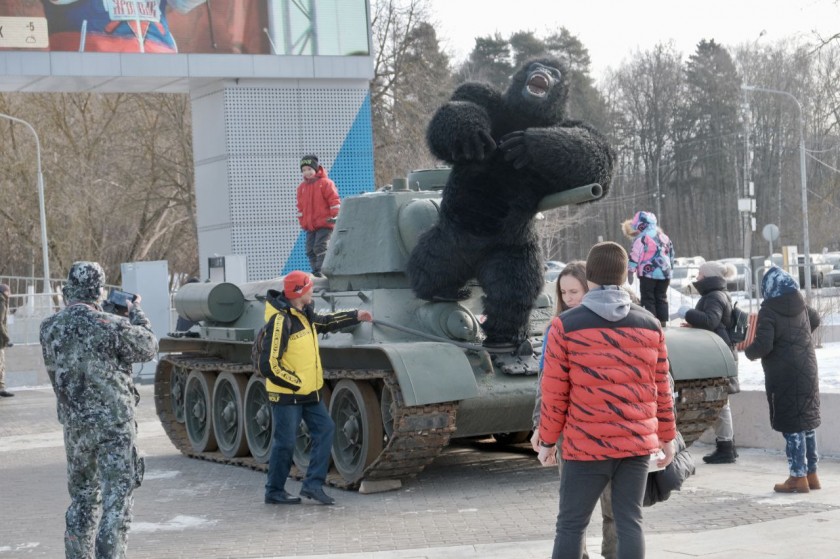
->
[256, 271, 371, 505]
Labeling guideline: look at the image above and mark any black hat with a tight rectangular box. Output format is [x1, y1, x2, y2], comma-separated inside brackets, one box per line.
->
[586, 242, 628, 286]
[300, 155, 319, 171]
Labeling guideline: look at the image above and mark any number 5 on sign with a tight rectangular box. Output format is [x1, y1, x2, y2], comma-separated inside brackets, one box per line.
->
[0, 17, 49, 49]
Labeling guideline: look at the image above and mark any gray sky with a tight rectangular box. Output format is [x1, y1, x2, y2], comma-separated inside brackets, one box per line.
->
[427, 0, 839, 79]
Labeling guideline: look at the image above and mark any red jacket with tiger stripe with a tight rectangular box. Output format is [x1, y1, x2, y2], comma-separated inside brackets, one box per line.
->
[538, 287, 676, 461]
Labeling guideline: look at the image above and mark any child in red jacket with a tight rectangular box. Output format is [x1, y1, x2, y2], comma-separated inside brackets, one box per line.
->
[537, 241, 676, 559]
[296, 155, 340, 277]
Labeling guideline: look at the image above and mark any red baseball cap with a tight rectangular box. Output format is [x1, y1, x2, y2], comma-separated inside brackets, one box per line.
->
[283, 271, 313, 299]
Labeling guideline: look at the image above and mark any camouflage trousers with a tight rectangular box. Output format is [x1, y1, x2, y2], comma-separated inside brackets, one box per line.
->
[62, 420, 144, 559]
[0, 348, 5, 390]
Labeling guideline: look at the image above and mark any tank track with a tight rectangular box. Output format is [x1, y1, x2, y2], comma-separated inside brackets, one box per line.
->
[155, 354, 728, 487]
[674, 377, 730, 446]
[154, 354, 457, 490]
[154, 355, 267, 471]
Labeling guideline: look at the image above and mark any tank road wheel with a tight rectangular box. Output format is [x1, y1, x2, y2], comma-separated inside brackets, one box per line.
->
[293, 384, 332, 471]
[244, 374, 273, 464]
[185, 371, 218, 452]
[170, 366, 188, 423]
[330, 380, 384, 483]
[380, 383, 396, 440]
[212, 372, 249, 458]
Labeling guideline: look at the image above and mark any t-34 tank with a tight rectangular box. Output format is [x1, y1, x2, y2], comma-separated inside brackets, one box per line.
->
[154, 169, 736, 492]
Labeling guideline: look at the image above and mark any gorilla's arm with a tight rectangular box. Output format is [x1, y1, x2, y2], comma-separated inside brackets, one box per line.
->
[426, 83, 503, 164]
[499, 121, 615, 196]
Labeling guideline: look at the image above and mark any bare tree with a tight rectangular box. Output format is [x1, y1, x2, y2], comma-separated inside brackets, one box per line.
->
[0, 92, 197, 282]
[370, 0, 450, 185]
[735, 42, 816, 254]
[614, 43, 683, 226]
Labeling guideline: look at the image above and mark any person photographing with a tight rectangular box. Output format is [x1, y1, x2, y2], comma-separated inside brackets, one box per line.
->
[40, 261, 158, 558]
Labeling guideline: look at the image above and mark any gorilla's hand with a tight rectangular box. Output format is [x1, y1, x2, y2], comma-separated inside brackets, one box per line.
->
[450, 128, 496, 161]
[426, 100, 497, 163]
[499, 131, 531, 169]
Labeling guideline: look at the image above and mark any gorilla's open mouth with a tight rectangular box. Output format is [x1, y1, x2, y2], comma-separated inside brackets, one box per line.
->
[526, 71, 551, 97]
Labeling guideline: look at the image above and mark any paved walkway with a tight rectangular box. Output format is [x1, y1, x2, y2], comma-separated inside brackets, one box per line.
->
[1, 385, 838, 558]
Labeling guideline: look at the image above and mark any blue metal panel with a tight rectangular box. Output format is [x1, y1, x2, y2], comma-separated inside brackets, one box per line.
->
[282, 93, 373, 275]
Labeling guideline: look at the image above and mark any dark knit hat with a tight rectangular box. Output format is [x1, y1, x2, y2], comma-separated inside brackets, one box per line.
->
[300, 155, 319, 171]
[284, 271, 313, 299]
[586, 242, 628, 286]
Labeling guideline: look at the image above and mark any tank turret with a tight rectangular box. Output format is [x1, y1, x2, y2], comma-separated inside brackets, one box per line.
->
[154, 169, 735, 493]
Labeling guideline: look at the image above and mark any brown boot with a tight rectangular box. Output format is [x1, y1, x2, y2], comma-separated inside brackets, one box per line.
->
[774, 476, 810, 493]
[807, 472, 821, 490]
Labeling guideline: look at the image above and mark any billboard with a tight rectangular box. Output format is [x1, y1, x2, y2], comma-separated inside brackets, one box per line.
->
[0, 0, 369, 56]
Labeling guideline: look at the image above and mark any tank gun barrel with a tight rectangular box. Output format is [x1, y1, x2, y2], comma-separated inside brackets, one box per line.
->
[536, 183, 603, 212]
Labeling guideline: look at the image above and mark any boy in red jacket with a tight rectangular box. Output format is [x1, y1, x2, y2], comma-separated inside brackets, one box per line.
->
[296, 155, 340, 277]
[537, 241, 676, 559]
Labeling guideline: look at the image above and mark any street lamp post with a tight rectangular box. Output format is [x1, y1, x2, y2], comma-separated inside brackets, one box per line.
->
[0, 113, 51, 293]
[741, 85, 811, 303]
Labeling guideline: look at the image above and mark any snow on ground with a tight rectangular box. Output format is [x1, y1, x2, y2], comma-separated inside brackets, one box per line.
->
[665, 285, 840, 393]
[622, 283, 840, 393]
[738, 341, 840, 393]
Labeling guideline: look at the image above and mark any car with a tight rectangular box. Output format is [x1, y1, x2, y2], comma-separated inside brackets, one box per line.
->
[670, 265, 700, 294]
[825, 263, 840, 288]
[797, 254, 833, 288]
[545, 260, 565, 271]
[674, 256, 706, 267]
[716, 258, 751, 293]
[544, 260, 566, 282]
[822, 252, 840, 267]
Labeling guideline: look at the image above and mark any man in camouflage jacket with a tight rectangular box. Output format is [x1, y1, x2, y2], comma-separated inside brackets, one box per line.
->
[0, 284, 13, 397]
[40, 262, 158, 559]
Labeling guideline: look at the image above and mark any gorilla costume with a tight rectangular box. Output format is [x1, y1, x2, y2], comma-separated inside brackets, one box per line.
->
[407, 57, 615, 346]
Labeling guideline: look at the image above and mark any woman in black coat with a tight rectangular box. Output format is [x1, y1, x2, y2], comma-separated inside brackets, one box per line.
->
[745, 266, 820, 494]
[677, 261, 737, 464]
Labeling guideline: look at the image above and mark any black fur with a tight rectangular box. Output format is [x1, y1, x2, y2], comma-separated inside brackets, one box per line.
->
[408, 57, 615, 345]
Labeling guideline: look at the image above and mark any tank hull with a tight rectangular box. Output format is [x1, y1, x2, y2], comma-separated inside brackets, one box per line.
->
[155, 310, 734, 490]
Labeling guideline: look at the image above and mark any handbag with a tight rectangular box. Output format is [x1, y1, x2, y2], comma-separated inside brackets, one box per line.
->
[643, 432, 695, 507]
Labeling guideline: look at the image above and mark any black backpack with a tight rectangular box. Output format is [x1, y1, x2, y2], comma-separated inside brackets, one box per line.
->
[251, 312, 289, 377]
[250, 321, 270, 376]
[728, 302, 750, 344]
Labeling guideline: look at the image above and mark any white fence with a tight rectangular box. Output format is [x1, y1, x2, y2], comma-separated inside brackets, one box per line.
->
[1, 275, 120, 345]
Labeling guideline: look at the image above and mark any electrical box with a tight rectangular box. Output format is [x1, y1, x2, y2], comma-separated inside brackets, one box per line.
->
[738, 198, 756, 213]
[208, 255, 248, 284]
[121, 260, 169, 383]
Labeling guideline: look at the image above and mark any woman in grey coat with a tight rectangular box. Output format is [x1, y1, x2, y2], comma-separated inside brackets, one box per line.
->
[745, 266, 820, 493]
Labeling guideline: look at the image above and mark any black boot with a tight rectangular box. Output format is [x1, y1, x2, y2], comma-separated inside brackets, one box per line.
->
[703, 439, 736, 464]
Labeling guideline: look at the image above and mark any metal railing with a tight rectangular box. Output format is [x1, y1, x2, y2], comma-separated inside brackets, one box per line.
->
[750, 264, 840, 348]
[1, 275, 119, 345]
